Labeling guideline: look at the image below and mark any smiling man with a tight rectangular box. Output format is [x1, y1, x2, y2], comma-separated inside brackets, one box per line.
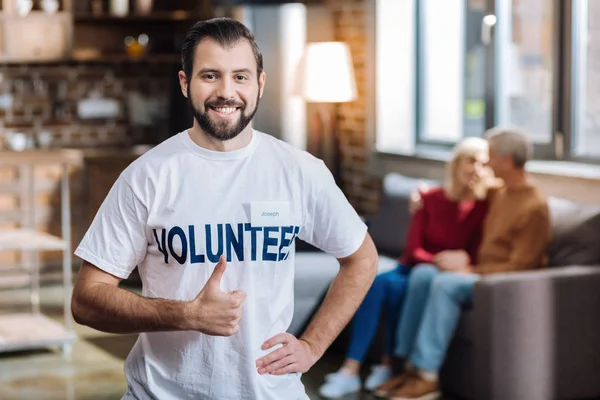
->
[70, 17, 378, 400]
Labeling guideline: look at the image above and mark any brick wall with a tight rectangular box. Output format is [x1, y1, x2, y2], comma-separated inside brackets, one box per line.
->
[0, 61, 180, 274]
[0, 61, 176, 150]
[327, 0, 381, 216]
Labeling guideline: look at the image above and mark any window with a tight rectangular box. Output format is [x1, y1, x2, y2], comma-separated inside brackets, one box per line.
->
[373, 0, 600, 161]
[572, 0, 600, 158]
[418, 0, 487, 143]
[495, 0, 555, 145]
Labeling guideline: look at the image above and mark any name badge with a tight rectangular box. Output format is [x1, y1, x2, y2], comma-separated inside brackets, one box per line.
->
[250, 201, 291, 226]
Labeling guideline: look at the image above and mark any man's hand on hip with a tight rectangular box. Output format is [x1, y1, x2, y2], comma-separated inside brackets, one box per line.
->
[255, 333, 318, 375]
[185, 255, 246, 336]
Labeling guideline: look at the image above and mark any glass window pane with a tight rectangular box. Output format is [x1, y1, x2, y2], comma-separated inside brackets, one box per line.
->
[573, 0, 600, 157]
[495, 0, 555, 144]
[375, 0, 416, 153]
[420, 0, 487, 143]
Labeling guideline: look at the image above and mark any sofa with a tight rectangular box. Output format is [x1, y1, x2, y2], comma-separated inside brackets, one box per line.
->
[291, 173, 600, 400]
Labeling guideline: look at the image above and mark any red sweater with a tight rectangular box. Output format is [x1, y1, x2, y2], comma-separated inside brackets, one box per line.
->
[402, 188, 489, 266]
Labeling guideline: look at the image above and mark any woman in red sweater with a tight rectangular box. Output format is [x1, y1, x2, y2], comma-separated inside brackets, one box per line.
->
[318, 137, 491, 399]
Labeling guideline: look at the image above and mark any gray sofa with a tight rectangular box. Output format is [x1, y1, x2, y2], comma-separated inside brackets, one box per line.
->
[291, 173, 600, 400]
[366, 174, 600, 400]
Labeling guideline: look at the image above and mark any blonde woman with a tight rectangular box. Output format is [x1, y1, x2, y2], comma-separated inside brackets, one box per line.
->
[319, 137, 491, 398]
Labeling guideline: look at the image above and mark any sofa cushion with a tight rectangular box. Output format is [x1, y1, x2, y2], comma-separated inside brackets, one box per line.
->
[547, 196, 600, 266]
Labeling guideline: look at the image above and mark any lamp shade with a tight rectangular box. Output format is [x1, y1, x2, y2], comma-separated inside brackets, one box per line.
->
[299, 42, 358, 103]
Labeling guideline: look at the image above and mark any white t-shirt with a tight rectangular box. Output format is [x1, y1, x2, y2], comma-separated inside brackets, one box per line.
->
[74, 129, 368, 400]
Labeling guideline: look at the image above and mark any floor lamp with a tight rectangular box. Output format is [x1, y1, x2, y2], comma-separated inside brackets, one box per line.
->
[300, 42, 357, 186]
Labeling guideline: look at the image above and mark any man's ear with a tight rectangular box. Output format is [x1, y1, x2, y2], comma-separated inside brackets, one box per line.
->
[258, 71, 266, 98]
[178, 70, 189, 98]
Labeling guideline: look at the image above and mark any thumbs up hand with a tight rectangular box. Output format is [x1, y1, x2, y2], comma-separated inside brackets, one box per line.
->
[186, 255, 246, 336]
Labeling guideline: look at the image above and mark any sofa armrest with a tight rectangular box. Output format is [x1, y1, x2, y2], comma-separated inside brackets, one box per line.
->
[472, 266, 600, 400]
[476, 264, 600, 285]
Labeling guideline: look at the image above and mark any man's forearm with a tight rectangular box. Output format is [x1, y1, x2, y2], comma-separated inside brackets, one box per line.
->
[72, 283, 190, 334]
[299, 256, 377, 359]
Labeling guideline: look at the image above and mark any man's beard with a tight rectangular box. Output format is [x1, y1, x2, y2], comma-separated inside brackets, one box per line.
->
[189, 89, 260, 142]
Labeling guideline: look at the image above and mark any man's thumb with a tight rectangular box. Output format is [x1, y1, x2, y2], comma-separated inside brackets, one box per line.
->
[228, 290, 247, 304]
[207, 255, 227, 289]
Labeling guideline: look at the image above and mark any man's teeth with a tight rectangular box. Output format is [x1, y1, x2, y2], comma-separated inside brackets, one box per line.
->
[214, 107, 237, 114]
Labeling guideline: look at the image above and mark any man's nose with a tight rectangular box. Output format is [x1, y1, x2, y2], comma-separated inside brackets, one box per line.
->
[215, 76, 235, 99]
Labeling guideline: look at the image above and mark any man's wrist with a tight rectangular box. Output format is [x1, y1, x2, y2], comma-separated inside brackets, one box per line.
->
[299, 337, 322, 362]
[177, 300, 196, 331]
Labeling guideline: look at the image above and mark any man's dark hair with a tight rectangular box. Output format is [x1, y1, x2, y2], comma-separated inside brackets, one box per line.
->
[181, 17, 264, 79]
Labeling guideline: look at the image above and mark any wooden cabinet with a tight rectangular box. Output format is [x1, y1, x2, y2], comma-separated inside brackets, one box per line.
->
[0, 0, 73, 62]
[1, 12, 71, 61]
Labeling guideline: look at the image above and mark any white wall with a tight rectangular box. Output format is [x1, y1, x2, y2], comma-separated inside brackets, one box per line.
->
[234, 5, 307, 150]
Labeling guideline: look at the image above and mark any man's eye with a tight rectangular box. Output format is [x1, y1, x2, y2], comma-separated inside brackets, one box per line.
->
[236, 75, 248, 80]
[204, 74, 216, 80]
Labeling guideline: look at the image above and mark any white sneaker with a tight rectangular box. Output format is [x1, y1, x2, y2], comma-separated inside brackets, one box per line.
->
[324, 372, 338, 381]
[318, 371, 361, 398]
[364, 364, 394, 391]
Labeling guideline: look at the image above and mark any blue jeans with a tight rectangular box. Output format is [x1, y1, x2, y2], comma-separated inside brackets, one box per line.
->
[394, 264, 479, 372]
[347, 264, 410, 362]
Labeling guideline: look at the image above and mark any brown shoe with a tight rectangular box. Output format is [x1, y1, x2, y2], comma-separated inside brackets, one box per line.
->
[372, 372, 412, 398]
[388, 375, 441, 400]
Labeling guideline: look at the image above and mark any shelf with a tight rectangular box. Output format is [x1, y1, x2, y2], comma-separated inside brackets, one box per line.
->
[0, 156, 74, 356]
[74, 10, 206, 22]
[0, 266, 65, 289]
[0, 313, 76, 353]
[0, 10, 70, 19]
[70, 52, 181, 63]
[0, 181, 59, 195]
[0, 149, 84, 165]
[0, 228, 67, 251]
[0, 273, 32, 289]
[0, 210, 21, 224]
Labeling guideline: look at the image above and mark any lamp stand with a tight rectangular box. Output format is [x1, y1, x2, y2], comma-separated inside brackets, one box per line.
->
[316, 103, 342, 187]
